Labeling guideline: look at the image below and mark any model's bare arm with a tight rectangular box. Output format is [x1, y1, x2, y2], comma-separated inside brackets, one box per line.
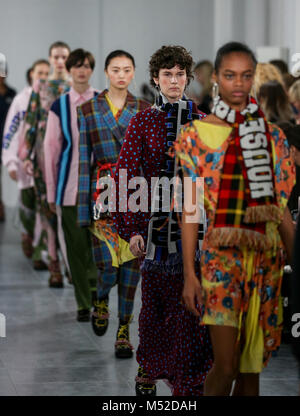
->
[181, 175, 202, 317]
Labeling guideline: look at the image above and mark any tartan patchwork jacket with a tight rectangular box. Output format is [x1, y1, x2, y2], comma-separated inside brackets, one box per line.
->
[77, 89, 150, 227]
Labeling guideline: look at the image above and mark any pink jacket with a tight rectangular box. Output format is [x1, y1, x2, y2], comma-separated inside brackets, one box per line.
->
[2, 86, 34, 189]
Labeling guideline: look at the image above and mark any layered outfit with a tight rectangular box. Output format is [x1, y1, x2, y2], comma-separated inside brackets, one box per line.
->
[0, 83, 16, 218]
[2, 86, 46, 261]
[77, 90, 149, 325]
[113, 94, 213, 396]
[175, 96, 295, 373]
[21, 79, 70, 277]
[44, 86, 99, 312]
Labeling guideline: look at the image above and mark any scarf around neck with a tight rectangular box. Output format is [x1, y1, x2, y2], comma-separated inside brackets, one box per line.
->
[210, 95, 281, 250]
[143, 93, 205, 272]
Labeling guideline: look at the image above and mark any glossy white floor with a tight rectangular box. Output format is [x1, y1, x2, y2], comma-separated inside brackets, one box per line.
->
[0, 209, 299, 396]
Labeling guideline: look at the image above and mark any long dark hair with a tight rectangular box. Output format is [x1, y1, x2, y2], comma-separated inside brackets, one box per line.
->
[258, 80, 294, 123]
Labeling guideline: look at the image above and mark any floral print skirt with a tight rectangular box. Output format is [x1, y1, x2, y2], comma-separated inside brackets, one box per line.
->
[200, 240, 285, 373]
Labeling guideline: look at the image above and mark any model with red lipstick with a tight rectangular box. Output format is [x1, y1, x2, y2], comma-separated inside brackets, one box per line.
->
[175, 42, 295, 396]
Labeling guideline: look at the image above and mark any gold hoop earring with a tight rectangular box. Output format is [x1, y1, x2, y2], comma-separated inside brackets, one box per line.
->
[212, 82, 219, 100]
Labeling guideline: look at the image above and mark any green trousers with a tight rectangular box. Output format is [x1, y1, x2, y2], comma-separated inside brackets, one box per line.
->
[61, 206, 97, 310]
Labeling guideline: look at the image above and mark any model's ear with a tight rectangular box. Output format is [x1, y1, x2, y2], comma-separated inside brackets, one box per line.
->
[212, 70, 217, 83]
[153, 77, 159, 87]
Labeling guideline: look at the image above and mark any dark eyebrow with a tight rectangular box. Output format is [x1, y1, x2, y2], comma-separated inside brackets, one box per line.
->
[223, 69, 253, 74]
[162, 70, 185, 74]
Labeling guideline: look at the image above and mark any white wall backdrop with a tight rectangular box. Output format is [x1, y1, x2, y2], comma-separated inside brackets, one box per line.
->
[101, 0, 214, 91]
[0, 0, 102, 92]
[1, 0, 300, 206]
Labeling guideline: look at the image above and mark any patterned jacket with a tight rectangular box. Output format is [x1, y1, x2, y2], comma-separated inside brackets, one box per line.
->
[77, 89, 150, 227]
[112, 103, 205, 244]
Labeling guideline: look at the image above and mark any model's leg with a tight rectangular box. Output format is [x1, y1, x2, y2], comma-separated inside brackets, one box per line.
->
[118, 258, 140, 323]
[19, 188, 35, 258]
[204, 325, 240, 396]
[91, 235, 118, 336]
[24, 185, 48, 269]
[115, 258, 140, 358]
[168, 272, 213, 396]
[135, 268, 163, 396]
[31, 211, 48, 268]
[61, 206, 98, 321]
[85, 231, 97, 301]
[47, 214, 63, 288]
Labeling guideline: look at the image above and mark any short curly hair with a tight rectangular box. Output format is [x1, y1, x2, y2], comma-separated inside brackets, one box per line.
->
[149, 45, 194, 87]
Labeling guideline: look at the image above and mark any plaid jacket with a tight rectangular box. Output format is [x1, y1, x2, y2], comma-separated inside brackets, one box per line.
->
[77, 89, 150, 227]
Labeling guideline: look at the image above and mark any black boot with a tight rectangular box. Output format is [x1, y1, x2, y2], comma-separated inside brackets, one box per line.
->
[91, 295, 109, 336]
[135, 365, 157, 396]
[115, 320, 134, 358]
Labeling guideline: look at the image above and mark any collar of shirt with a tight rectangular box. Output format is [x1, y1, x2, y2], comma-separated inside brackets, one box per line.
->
[69, 86, 94, 105]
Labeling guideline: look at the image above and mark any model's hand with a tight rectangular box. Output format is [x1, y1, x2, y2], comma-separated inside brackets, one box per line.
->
[129, 235, 145, 257]
[23, 160, 34, 176]
[182, 273, 202, 317]
[9, 170, 17, 181]
[49, 203, 56, 214]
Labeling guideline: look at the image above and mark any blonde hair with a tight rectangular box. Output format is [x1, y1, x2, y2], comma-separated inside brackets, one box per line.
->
[289, 80, 300, 102]
[252, 63, 284, 98]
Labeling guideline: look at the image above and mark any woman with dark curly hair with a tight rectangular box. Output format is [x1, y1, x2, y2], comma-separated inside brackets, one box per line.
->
[113, 45, 213, 396]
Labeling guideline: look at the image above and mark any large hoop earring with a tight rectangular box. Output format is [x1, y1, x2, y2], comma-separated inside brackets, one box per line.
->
[212, 82, 220, 106]
[212, 82, 219, 100]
